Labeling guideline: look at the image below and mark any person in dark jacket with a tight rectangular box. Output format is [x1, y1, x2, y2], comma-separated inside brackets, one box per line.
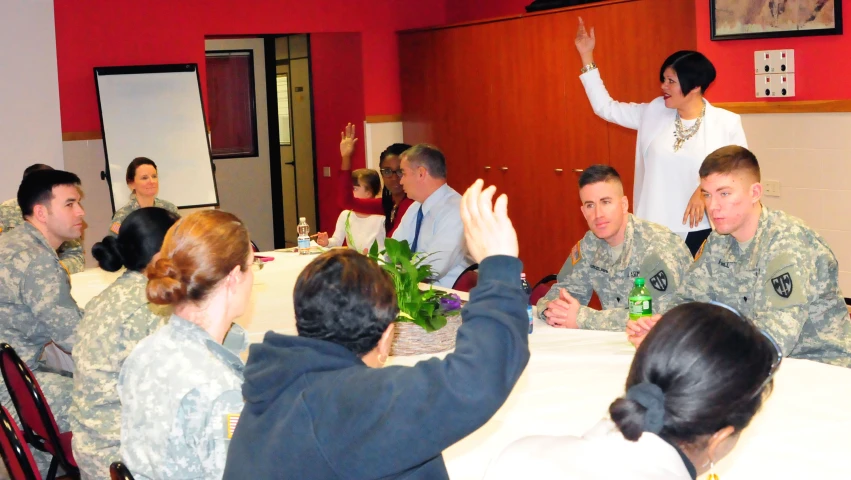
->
[224, 179, 529, 479]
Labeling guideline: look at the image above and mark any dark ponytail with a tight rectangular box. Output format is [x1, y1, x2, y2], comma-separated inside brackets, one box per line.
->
[610, 303, 776, 445]
[91, 236, 124, 272]
[92, 207, 179, 273]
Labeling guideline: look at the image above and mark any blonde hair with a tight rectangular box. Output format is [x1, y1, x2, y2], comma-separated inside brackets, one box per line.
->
[146, 210, 250, 305]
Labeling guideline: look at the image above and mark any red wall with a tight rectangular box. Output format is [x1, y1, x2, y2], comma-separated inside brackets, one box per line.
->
[311, 33, 366, 232]
[445, 0, 529, 23]
[53, 0, 446, 133]
[695, 0, 851, 102]
[53, 0, 445, 232]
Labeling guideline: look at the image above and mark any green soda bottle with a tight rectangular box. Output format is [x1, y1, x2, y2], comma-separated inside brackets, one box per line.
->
[628, 277, 652, 320]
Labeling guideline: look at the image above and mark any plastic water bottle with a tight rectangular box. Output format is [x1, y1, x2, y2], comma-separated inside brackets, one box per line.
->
[628, 277, 652, 321]
[297, 217, 310, 255]
[521, 273, 534, 334]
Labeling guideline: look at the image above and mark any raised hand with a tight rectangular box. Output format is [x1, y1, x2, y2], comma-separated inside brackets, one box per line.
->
[575, 17, 596, 64]
[460, 179, 518, 263]
[340, 123, 358, 165]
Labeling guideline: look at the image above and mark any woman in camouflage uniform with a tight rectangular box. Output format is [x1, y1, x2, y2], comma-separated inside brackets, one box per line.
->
[69, 207, 179, 479]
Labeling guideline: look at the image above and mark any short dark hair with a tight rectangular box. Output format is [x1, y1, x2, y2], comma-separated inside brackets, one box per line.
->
[294, 249, 398, 356]
[403, 144, 447, 179]
[351, 169, 382, 197]
[126, 157, 158, 184]
[17, 170, 82, 217]
[22, 164, 54, 180]
[92, 207, 180, 272]
[379, 143, 412, 164]
[610, 303, 775, 446]
[578, 164, 623, 189]
[699, 145, 761, 182]
[660, 51, 716, 95]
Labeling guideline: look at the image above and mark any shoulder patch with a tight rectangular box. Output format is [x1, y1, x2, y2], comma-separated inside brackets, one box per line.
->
[110, 222, 121, 235]
[694, 239, 707, 261]
[225, 413, 240, 439]
[649, 270, 668, 292]
[569, 241, 582, 266]
[770, 273, 793, 298]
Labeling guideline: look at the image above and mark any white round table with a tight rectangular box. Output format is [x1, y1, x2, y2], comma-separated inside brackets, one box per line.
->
[71, 251, 851, 479]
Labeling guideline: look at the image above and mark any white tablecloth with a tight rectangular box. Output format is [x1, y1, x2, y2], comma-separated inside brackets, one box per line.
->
[71, 252, 851, 480]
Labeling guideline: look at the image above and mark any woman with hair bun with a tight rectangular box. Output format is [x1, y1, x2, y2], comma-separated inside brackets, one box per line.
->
[69, 207, 180, 479]
[118, 210, 257, 480]
[485, 302, 781, 480]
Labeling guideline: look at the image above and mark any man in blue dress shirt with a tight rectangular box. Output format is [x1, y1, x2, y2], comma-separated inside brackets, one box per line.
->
[392, 144, 471, 288]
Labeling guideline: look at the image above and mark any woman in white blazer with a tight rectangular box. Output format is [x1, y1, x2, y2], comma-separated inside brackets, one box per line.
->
[574, 18, 747, 256]
[484, 302, 781, 480]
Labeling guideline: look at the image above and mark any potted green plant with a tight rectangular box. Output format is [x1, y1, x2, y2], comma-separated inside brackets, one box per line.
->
[368, 238, 463, 355]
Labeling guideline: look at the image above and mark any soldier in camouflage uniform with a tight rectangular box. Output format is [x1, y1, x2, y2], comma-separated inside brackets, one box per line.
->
[0, 164, 85, 273]
[539, 165, 692, 331]
[68, 208, 178, 480]
[109, 194, 178, 237]
[109, 157, 179, 237]
[0, 170, 85, 469]
[629, 146, 851, 367]
[118, 210, 252, 479]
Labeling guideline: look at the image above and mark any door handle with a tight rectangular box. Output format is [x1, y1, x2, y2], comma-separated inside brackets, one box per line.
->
[284, 161, 295, 166]
[573, 168, 584, 173]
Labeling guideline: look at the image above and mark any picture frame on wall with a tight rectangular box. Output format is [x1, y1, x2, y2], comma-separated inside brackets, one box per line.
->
[710, 0, 843, 41]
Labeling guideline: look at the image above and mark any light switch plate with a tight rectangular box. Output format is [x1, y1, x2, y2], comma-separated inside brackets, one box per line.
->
[764, 180, 781, 197]
[323, 166, 331, 177]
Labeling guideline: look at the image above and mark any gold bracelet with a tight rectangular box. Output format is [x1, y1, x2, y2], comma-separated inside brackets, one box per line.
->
[580, 62, 597, 74]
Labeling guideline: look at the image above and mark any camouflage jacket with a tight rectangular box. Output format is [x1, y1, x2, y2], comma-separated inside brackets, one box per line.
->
[0, 198, 85, 273]
[109, 195, 179, 237]
[673, 207, 851, 367]
[69, 270, 170, 479]
[0, 222, 83, 366]
[119, 315, 245, 479]
[537, 214, 692, 331]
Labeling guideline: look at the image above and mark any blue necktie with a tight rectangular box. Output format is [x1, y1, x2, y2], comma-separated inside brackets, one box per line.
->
[411, 207, 424, 253]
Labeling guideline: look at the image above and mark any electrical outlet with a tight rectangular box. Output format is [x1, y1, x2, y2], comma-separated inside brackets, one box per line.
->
[755, 74, 795, 98]
[764, 180, 781, 197]
[755, 74, 772, 98]
[754, 50, 772, 74]
[773, 73, 795, 97]
[754, 50, 795, 74]
[771, 49, 795, 73]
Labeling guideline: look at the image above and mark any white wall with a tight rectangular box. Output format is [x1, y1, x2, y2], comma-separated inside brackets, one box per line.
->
[742, 112, 851, 295]
[0, 0, 64, 200]
[364, 120, 404, 171]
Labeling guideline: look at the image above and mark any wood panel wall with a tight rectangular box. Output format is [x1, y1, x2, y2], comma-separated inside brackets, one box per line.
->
[399, 0, 696, 283]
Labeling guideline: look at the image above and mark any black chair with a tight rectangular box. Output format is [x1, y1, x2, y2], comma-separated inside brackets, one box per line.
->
[0, 344, 78, 480]
[110, 462, 136, 480]
[0, 405, 41, 480]
[452, 263, 479, 292]
[530, 274, 558, 306]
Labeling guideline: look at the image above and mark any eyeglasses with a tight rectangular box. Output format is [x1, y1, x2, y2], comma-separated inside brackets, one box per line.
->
[250, 258, 266, 272]
[709, 301, 783, 400]
[380, 168, 403, 178]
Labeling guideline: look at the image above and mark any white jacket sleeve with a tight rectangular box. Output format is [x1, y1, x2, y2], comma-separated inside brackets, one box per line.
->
[327, 211, 348, 248]
[579, 68, 647, 130]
